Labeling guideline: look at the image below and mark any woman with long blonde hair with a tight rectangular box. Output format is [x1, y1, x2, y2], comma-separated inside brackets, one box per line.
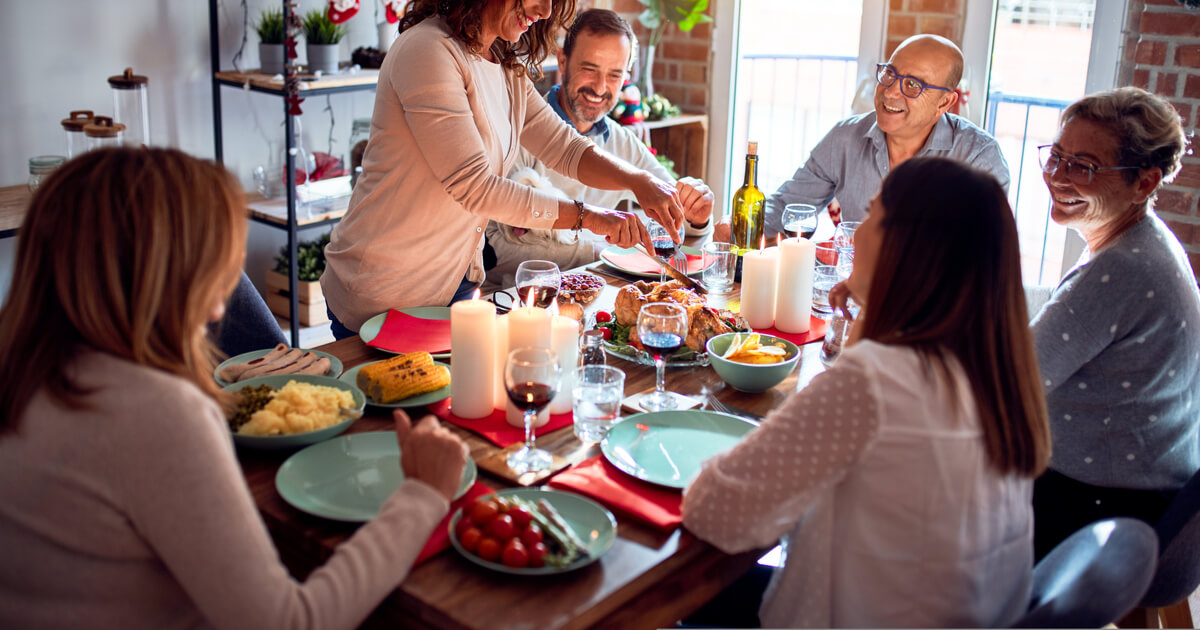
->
[0, 148, 466, 628]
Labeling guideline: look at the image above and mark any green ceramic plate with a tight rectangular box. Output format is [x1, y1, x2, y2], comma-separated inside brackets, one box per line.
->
[225, 374, 366, 451]
[601, 410, 757, 489]
[214, 347, 343, 387]
[275, 431, 478, 522]
[358, 307, 452, 359]
[598, 245, 705, 278]
[339, 360, 452, 408]
[447, 488, 616, 576]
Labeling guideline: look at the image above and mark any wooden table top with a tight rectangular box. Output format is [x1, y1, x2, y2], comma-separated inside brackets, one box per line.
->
[237, 264, 827, 630]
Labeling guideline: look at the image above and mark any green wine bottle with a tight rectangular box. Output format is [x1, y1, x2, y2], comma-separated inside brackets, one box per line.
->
[731, 141, 764, 255]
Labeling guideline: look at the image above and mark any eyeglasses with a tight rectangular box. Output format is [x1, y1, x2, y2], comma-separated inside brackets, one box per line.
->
[1037, 145, 1140, 184]
[875, 63, 952, 99]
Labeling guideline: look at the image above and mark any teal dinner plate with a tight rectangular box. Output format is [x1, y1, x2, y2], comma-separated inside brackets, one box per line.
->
[215, 347, 343, 386]
[358, 307, 452, 359]
[447, 488, 616, 576]
[225, 374, 365, 451]
[339, 360, 452, 408]
[276, 431, 478, 522]
[601, 410, 757, 489]
[598, 245, 705, 278]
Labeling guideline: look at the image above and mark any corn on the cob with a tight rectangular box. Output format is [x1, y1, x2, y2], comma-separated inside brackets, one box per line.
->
[357, 352, 449, 403]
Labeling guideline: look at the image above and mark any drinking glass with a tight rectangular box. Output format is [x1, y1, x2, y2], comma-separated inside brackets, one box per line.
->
[782, 203, 818, 239]
[814, 241, 839, 267]
[647, 220, 676, 283]
[572, 365, 625, 444]
[636, 303, 688, 411]
[505, 347, 561, 474]
[514, 260, 560, 309]
[836, 248, 855, 281]
[702, 241, 737, 293]
[834, 221, 862, 250]
[812, 264, 839, 319]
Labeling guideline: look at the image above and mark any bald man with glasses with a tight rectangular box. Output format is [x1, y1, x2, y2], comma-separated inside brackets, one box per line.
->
[715, 34, 1010, 241]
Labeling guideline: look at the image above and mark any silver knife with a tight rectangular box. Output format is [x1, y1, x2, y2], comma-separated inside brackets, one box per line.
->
[633, 244, 708, 294]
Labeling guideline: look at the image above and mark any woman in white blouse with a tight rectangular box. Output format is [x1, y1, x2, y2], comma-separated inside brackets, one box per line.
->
[683, 157, 1052, 628]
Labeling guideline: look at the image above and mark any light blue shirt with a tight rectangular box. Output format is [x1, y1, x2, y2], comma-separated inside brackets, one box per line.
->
[1032, 213, 1200, 490]
[764, 111, 1010, 236]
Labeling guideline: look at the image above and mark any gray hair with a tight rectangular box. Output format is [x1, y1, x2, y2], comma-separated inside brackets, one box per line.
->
[1061, 87, 1188, 187]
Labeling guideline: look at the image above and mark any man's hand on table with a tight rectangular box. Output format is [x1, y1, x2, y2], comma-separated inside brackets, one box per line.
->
[394, 409, 469, 502]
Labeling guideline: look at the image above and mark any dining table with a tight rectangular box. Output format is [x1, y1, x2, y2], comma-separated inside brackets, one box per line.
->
[235, 259, 830, 630]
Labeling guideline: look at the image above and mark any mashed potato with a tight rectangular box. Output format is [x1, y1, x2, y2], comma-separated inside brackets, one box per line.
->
[237, 381, 356, 436]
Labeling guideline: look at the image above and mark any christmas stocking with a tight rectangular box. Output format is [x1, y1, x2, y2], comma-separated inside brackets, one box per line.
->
[328, 0, 360, 23]
[384, 0, 404, 23]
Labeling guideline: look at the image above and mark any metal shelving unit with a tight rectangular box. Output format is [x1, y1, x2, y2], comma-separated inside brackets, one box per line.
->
[208, 0, 377, 346]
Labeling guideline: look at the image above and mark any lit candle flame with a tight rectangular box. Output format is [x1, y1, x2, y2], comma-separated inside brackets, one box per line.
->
[759, 234, 766, 250]
[472, 288, 481, 301]
[526, 286, 538, 309]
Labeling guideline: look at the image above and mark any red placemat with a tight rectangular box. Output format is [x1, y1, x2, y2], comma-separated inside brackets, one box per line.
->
[365, 310, 452, 354]
[415, 481, 494, 566]
[754, 315, 829, 346]
[547, 456, 682, 532]
[428, 399, 573, 448]
[602, 249, 705, 275]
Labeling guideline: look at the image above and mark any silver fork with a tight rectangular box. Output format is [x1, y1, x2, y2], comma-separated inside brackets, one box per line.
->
[706, 393, 764, 425]
[671, 248, 688, 279]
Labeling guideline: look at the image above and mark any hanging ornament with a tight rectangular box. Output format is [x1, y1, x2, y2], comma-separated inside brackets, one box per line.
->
[286, 93, 306, 116]
[285, 35, 299, 60]
[328, 0, 360, 23]
[384, 0, 404, 23]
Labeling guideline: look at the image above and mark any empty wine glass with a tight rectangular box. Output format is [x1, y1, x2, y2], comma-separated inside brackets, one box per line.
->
[637, 302, 688, 411]
[505, 347, 561, 474]
[647, 220, 676, 283]
[514, 260, 560, 309]
[782, 203, 818, 239]
[834, 221, 862, 250]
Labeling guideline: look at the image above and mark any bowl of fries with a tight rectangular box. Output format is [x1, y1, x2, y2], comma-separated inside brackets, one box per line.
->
[706, 332, 801, 393]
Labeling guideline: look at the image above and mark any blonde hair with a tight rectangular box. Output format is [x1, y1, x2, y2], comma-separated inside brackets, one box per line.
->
[0, 148, 247, 430]
[1062, 87, 1188, 187]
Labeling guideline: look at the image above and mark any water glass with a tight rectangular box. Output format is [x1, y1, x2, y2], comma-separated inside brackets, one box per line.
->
[702, 241, 736, 292]
[814, 241, 839, 266]
[572, 365, 625, 444]
[836, 248, 855, 281]
[812, 264, 839, 318]
[834, 221, 862, 249]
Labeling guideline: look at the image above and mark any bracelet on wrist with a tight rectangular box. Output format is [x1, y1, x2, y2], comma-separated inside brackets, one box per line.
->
[687, 217, 711, 230]
[571, 200, 586, 243]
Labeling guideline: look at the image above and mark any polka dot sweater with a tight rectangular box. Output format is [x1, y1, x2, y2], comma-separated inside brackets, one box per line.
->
[682, 341, 1033, 628]
[1031, 213, 1200, 490]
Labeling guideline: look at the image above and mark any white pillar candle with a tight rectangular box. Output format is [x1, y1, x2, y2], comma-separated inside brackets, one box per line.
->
[548, 316, 579, 414]
[774, 237, 816, 333]
[740, 246, 779, 329]
[492, 315, 509, 411]
[506, 306, 552, 428]
[450, 295, 495, 419]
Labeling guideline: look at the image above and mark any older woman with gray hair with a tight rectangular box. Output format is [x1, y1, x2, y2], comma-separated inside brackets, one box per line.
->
[1031, 86, 1200, 558]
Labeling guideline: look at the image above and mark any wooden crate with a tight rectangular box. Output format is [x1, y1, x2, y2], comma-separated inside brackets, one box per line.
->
[264, 270, 328, 326]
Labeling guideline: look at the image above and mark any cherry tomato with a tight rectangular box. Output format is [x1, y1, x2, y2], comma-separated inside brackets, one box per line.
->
[509, 505, 533, 529]
[488, 513, 516, 540]
[528, 542, 548, 568]
[458, 526, 483, 553]
[600, 327, 612, 341]
[501, 538, 529, 569]
[595, 311, 612, 323]
[520, 523, 544, 547]
[455, 513, 475, 537]
[476, 536, 502, 562]
[470, 499, 500, 526]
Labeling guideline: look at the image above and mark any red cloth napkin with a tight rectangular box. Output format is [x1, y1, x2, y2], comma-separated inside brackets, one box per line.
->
[603, 249, 706, 275]
[428, 398, 573, 448]
[365, 310, 452, 354]
[415, 481, 494, 566]
[754, 315, 829, 346]
[547, 456, 682, 532]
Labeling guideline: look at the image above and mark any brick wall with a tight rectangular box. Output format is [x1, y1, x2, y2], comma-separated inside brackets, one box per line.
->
[610, 0, 714, 113]
[1122, 0, 1200, 275]
[885, 0, 968, 54]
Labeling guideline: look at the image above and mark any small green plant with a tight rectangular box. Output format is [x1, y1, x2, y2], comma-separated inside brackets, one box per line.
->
[255, 8, 287, 44]
[302, 9, 348, 45]
[275, 232, 330, 282]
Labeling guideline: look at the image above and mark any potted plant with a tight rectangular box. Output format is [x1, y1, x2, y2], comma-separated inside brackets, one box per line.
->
[303, 8, 349, 74]
[256, 8, 287, 75]
[636, 0, 712, 97]
[266, 232, 330, 325]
